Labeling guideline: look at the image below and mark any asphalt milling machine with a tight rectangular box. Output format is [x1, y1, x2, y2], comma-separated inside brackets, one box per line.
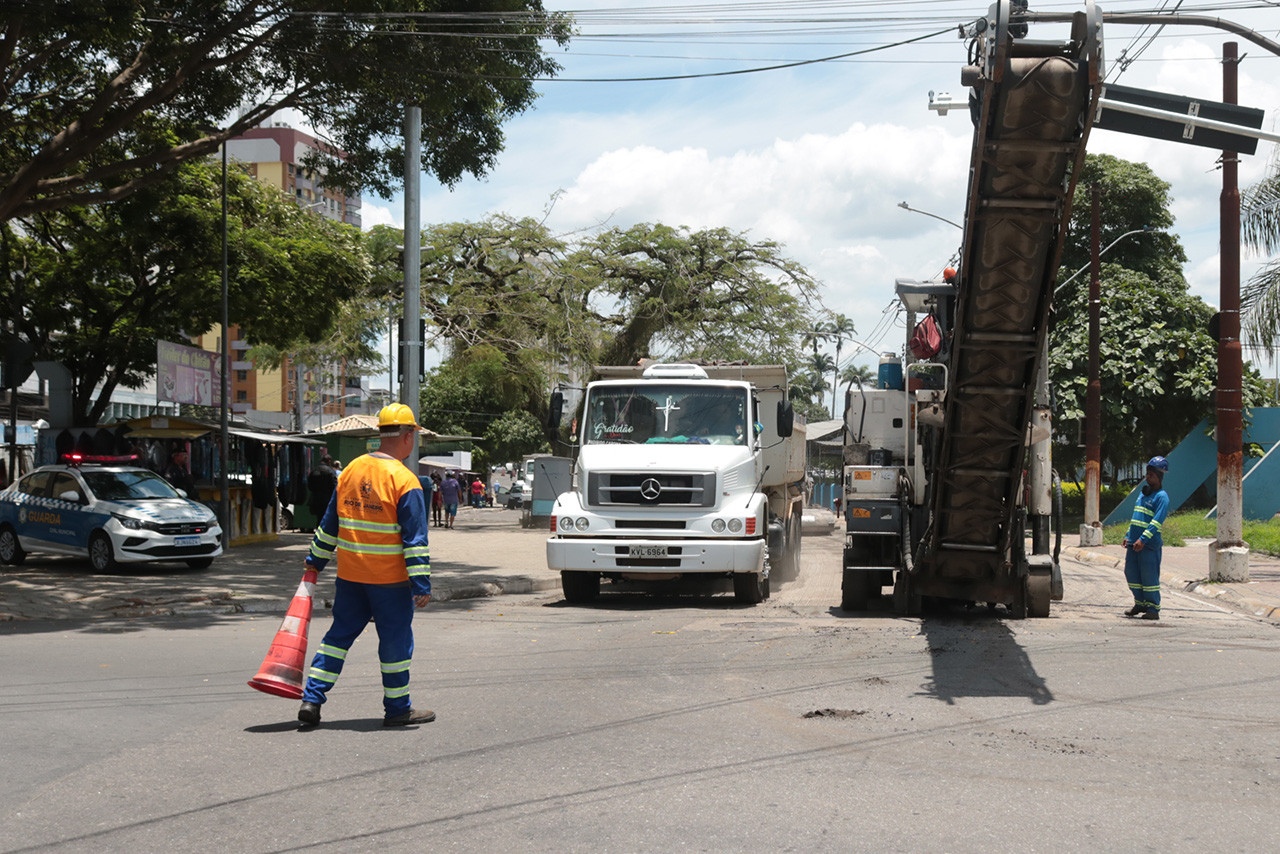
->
[840, 0, 1102, 618]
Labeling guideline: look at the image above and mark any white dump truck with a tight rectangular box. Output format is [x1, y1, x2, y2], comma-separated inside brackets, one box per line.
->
[546, 362, 806, 604]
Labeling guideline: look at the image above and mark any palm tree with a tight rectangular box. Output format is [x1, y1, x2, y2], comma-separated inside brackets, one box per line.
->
[1241, 159, 1280, 350]
[826, 314, 856, 417]
[840, 362, 875, 386]
[801, 322, 830, 361]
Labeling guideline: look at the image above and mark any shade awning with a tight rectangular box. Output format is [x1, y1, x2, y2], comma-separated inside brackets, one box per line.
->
[228, 428, 324, 445]
[121, 426, 212, 439]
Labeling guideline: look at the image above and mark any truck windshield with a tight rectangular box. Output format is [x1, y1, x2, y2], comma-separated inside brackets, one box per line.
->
[583, 385, 749, 446]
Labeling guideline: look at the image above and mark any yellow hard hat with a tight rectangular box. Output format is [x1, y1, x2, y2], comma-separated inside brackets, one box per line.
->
[377, 403, 419, 429]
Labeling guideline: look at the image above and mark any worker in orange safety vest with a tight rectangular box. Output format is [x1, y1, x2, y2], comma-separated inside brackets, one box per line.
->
[297, 403, 433, 728]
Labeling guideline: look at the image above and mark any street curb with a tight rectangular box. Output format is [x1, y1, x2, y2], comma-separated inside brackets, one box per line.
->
[1063, 546, 1280, 623]
[228, 576, 562, 615]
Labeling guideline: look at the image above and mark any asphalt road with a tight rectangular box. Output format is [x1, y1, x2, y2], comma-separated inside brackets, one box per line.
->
[2, 532, 1278, 853]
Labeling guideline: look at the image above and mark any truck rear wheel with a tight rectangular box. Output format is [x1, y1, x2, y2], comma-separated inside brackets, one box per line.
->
[776, 514, 802, 581]
[733, 571, 768, 605]
[561, 571, 600, 603]
[841, 567, 869, 612]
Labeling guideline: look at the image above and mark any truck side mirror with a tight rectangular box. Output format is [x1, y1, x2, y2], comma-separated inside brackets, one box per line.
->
[547, 391, 564, 429]
[776, 401, 794, 438]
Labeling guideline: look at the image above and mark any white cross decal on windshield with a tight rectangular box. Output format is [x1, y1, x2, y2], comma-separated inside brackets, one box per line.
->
[657, 396, 680, 432]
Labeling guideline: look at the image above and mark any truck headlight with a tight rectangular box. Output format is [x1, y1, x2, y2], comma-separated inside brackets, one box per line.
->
[574, 517, 590, 531]
[559, 516, 574, 532]
[727, 518, 743, 533]
[711, 519, 726, 533]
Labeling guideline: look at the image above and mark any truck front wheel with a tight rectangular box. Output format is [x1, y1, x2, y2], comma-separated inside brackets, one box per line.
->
[561, 571, 600, 603]
[733, 572, 768, 605]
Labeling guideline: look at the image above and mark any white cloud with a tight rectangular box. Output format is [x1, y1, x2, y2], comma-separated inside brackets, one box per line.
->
[360, 202, 400, 230]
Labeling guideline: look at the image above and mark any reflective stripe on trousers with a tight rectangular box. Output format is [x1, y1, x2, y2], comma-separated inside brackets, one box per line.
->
[301, 577, 416, 715]
[1124, 541, 1162, 612]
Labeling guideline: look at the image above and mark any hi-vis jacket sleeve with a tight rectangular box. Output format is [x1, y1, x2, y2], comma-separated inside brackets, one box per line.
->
[1140, 491, 1169, 542]
[305, 493, 341, 571]
[396, 489, 431, 597]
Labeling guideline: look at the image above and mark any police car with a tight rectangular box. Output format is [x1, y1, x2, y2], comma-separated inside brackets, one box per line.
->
[0, 460, 222, 571]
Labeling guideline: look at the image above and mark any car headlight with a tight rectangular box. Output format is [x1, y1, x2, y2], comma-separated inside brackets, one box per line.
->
[112, 513, 145, 530]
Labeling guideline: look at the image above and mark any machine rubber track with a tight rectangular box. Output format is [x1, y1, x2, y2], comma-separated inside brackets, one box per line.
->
[917, 2, 1102, 608]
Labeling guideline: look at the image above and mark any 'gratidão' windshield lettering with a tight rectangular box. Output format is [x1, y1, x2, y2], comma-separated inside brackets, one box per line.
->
[593, 422, 634, 438]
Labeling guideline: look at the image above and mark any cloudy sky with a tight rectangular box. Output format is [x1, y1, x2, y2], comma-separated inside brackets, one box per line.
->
[356, 1, 1280, 387]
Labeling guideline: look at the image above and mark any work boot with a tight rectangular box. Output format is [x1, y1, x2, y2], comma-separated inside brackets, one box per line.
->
[384, 708, 436, 727]
[1141, 610, 1160, 621]
[298, 701, 321, 727]
[1124, 605, 1144, 617]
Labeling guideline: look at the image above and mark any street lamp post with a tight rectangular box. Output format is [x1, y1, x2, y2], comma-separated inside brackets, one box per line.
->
[219, 139, 230, 549]
[897, 200, 964, 230]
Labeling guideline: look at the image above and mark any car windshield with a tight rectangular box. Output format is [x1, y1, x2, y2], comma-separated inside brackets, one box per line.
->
[583, 384, 749, 446]
[81, 469, 181, 501]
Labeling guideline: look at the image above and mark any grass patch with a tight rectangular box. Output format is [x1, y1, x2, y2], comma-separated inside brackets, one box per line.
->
[1102, 509, 1280, 553]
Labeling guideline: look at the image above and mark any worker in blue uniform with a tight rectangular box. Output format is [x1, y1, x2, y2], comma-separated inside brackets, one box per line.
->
[298, 403, 434, 728]
[1122, 456, 1170, 621]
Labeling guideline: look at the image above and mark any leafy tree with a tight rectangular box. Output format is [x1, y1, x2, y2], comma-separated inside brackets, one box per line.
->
[1056, 155, 1188, 302]
[392, 218, 828, 447]
[1241, 153, 1280, 350]
[574, 223, 823, 366]
[1049, 263, 1268, 476]
[0, 1, 572, 221]
[418, 215, 592, 382]
[1, 159, 369, 424]
[419, 346, 548, 471]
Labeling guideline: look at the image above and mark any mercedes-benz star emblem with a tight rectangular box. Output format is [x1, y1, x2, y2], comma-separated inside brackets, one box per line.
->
[640, 478, 662, 500]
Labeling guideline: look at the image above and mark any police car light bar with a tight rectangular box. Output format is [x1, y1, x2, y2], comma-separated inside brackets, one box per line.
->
[59, 453, 143, 466]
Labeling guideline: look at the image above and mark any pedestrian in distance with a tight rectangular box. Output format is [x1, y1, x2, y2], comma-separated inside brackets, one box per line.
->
[440, 471, 461, 528]
[297, 403, 434, 729]
[470, 476, 484, 508]
[162, 448, 195, 497]
[431, 473, 444, 526]
[417, 470, 435, 527]
[305, 451, 339, 525]
[1122, 455, 1170, 621]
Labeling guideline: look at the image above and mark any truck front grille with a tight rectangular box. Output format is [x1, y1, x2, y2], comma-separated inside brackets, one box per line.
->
[587, 472, 715, 508]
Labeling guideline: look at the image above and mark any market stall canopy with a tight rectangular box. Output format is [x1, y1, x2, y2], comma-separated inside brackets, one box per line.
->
[228, 427, 323, 445]
[306, 414, 455, 441]
[111, 415, 212, 439]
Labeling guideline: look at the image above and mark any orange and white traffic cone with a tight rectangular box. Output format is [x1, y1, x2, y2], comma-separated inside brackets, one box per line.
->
[248, 568, 318, 698]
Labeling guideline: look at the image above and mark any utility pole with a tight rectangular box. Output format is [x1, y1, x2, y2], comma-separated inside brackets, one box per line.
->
[1080, 185, 1103, 546]
[400, 106, 422, 426]
[1212, 42, 1249, 581]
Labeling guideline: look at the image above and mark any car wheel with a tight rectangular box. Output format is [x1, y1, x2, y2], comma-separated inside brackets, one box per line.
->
[0, 524, 26, 565]
[186, 558, 214, 570]
[88, 531, 116, 571]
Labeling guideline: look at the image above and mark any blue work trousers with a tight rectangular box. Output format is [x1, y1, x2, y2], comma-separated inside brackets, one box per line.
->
[301, 577, 416, 717]
[1124, 540, 1162, 613]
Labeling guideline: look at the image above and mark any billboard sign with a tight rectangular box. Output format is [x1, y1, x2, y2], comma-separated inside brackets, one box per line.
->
[157, 340, 223, 407]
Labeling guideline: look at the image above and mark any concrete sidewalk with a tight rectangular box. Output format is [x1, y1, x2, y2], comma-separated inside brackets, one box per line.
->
[0, 506, 561, 623]
[1065, 537, 1280, 623]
